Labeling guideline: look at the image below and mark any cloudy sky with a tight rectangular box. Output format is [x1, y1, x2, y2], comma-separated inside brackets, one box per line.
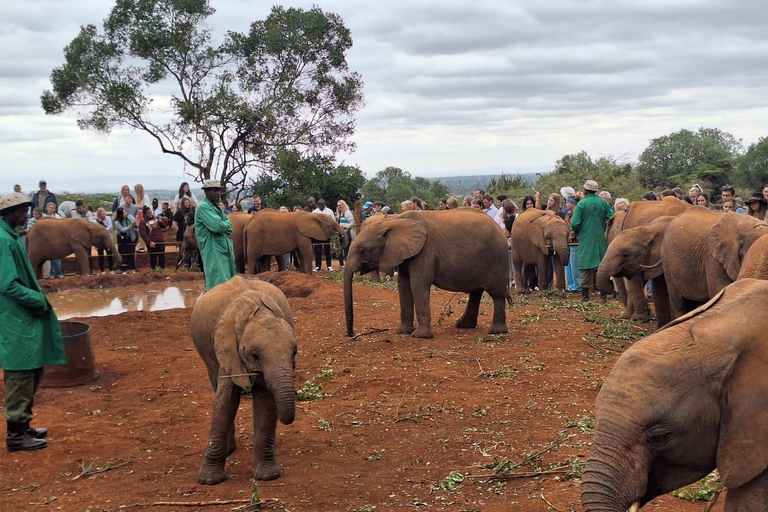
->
[2, 0, 768, 192]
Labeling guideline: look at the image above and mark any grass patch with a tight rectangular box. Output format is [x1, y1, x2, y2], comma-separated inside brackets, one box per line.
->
[672, 470, 721, 502]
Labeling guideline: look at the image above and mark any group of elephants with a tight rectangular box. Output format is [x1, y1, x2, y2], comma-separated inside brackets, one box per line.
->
[29, 204, 768, 509]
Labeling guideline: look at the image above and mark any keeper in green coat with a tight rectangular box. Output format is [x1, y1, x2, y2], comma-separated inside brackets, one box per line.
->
[0, 192, 65, 452]
[195, 180, 236, 291]
[570, 180, 614, 301]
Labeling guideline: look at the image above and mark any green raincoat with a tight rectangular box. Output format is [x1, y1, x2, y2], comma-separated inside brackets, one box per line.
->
[0, 220, 65, 371]
[570, 193, 614, 270]
[195, 198, 236, 291]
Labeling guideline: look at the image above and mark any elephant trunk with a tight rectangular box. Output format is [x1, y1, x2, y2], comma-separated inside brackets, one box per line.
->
[596, 264, 615, 299]
[266, 372, 296, 425]
[111, 245, 123, 270]
[344, 260, 357, 337]
[555, 241, 569, 267]
[582, 454, 640, 512]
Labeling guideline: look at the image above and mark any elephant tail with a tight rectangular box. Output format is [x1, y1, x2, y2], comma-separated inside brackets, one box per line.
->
[506, 289, 513, 306]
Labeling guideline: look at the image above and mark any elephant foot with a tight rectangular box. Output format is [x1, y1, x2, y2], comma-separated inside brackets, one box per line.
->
[631, 312, 651, 322]
[489, 322, 508, 335]
[198, 462, 227, 485]
[396, 323, 416, 334]
[253, 460, 281, 481]
[455, 316, 478, 329]
[411, 326, 434, 339]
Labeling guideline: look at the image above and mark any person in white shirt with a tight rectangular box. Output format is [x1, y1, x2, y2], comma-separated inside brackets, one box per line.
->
[312, 199, 337, 272]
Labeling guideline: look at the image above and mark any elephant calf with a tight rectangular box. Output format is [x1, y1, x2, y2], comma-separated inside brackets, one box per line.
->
[190, 276, 297, 484]
[582, 278, 768, 512]
[27, 217, 122, 277]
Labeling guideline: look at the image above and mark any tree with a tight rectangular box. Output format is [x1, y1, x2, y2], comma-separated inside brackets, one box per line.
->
[41, 0, 364, 194]
[533, 151, 644, 201]
[637, 128, 743, 195]
[737, 137, 768, 190]
[360, 167, 449, 211]
[251, 149, 365, 209]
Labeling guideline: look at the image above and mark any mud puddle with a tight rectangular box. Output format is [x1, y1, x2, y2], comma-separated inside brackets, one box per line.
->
[49, 282, 206, 319]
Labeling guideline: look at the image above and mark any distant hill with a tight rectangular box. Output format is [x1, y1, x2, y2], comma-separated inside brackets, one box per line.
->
[428, 173, 543, 196]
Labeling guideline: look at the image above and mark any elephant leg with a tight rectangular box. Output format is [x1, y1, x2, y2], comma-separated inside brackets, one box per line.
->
[537, 255, 549, 291]
[626, 274, 650, 321]
[553, 258, 566, 291]
[73, 245, 91, 275]
[245, 248, 258, 274]
[512, 258, 526, 294]
[395, 270, 416, 335]
[367, 270, 381, 283]
[258, 255, 271, 273]
[650, 276, 671, 327]
[666, 283, 687, 321]
[297, 242, 313, 274]
[276, 255, 286, 272]
[198, 378, 241, 485]
[489, 294, 508, 334]
[251, 386, 281, 481]
[455, 290, 481, 329]
[614, 277, 628, 305]
[410, 270, 435, 339]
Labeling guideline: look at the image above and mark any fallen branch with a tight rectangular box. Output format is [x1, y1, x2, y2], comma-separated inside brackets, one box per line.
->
[584, 337, 624, 353]
[111, 498, 259, 510]
[703, 481, 726, 512]
[392, 387, 408, 422]
[540, 493, 560, 511]
[463, 466, 571, 481]
[349, 328, 389, 340]
[72, 459, 131, 481]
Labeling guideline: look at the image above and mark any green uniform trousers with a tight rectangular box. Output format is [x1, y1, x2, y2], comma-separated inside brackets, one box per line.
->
[4, 367, 44, 423]
[579, 268, 596, 291]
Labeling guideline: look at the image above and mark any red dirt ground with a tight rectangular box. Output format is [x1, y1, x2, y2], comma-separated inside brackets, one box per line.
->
[1, 271, 722, 512]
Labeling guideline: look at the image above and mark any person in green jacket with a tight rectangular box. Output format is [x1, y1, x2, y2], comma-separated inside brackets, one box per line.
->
[570, 180, 614, 302]
[195, 180, 236, 291]
[0, 192, 65, 451]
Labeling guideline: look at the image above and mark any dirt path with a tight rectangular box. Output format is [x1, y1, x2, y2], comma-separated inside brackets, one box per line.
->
[1, 272, 721, 511]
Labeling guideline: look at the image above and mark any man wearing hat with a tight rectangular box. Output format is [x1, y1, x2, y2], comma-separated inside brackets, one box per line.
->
[0, 193, 65, 451]
[31, 180, 57, 215]
[195, 180, 236, 291]
[570, 180, 613, 301]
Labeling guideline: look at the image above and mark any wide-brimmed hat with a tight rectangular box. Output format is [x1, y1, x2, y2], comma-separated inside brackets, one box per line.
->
[0, 192, 33, 214]
[583, 180, 599, 192]
[201, 179, 222, 190]
[745, 192, 767, 205]
[559, 186, 575, 198]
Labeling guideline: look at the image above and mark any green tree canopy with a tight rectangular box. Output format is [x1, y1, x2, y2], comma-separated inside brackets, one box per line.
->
[531, 151, 643, 202]
[637, 128, 743, 196]
[360, 167, 450, 211]
[737, 137, 768, 191]
[251, 149, 365, 210]
[41, 0, 364, 194]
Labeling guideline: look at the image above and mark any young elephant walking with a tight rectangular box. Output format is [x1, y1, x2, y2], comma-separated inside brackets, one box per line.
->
[190, 276, 297, 484]
[344, 209, 510, 338]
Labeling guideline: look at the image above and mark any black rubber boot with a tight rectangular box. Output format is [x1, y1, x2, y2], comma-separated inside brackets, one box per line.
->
[6, 421, 47, 452]
[581, 287, 590, 302]
[24, 423, 48, 439]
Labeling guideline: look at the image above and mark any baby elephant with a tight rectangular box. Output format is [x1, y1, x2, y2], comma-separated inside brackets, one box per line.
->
[190, 276, 297, 485]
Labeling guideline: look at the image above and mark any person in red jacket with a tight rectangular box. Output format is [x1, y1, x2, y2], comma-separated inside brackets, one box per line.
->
[138, 206, 169, 270]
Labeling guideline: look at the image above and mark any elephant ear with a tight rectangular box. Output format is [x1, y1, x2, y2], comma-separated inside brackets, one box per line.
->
[708, 214, 751, 281]
[692, 280, 768, 488]
[640, 217, 674, 280]
[379, 218, 428, 269]
[214, 292, 262, 390]
[258, 292, 294, 330]
[532, 216, 555, 254]
[70, 219, 92, 248]
[297, 213, 330, 240]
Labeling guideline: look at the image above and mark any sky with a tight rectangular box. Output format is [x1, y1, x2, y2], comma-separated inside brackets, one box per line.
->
[2, 0, 768, 192]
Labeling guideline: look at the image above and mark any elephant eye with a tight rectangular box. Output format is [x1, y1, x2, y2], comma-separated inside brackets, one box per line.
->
[251, 351, 260, 362]
[621, 252, 631, 259]
[646, 429, 672, 447]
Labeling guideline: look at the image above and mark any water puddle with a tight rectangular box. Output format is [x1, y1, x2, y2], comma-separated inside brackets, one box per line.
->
[49, 282, 206, 320]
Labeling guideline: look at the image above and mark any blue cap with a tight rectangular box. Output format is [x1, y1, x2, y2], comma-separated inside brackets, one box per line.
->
[363, 201, 373, 209]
